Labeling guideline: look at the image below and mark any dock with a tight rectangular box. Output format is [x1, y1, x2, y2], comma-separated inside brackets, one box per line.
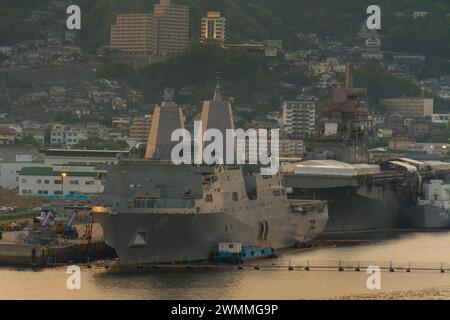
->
[0, 221, 116, 268]
[112, 259, 450, 274]
[0, 239, 116, 267]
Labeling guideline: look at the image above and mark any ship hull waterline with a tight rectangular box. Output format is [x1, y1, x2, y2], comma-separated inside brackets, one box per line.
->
[94, 210, 328, 265]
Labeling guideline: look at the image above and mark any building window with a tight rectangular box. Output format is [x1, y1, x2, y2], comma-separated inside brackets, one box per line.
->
[21, 178, 27, 183]
[54, 191, 63, 195]
[45, 180, 50, 184]
[54, 180, 62, 185]
[70, 180, 79, 185]
[37, 179, 42, 184]
[85, 181, 94, 185]
[232, 192, 238, 201]
[205, 194, 213, 202]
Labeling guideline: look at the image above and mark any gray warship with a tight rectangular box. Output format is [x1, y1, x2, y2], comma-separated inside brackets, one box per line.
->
[92, 86, 328, 265]
[284, 67, 450, 233]
[92, 162, 328, 265]
[407, 179, 450, 228]
[283, 66, 419, 232]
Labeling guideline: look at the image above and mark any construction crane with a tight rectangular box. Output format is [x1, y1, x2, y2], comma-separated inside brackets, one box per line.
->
[40, 209, 54, 227]
[62, 210, 79, 239]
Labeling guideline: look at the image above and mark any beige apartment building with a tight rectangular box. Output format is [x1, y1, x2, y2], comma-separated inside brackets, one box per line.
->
[154, 0, 189, 55]
[201, 11, 226, 45]
[110, 0, 189, 56]
[129, 115, 153, 141]
[111, 14, 157, 55]
[380, 97, 434, 118]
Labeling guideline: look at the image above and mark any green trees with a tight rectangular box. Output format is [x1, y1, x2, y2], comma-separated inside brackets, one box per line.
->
[354, 63, 421, 110]
[98, 46, 280, 113]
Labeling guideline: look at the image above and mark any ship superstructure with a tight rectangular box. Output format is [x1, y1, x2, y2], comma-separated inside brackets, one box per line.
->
[92, 85, 328, 265]
[93, 162, 328, 264]
[145, 88, 185, 160]
[306, 64, 370, 163]
[408, 179, 450, 228]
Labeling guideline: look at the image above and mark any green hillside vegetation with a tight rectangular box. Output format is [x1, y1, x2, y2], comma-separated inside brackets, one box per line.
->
[97, 45, 284, 115]
[72, 0, 285, 51]
[354, 63, 421, 110]
[2, 0, 450, 59]
[0, 0, 51, 45]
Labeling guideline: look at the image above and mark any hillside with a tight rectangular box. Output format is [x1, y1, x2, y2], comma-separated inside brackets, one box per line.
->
[1, 0, 450, 59]
[71, 0, 450, 59]
[73, 0, 286, 50]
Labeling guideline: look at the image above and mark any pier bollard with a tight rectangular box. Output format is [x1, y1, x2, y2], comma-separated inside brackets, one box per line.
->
[304, 260, 310, 271]
[338, 260, 344, 272]
[237, 265, 244, 270]
[406, 263, 411, 272]
[355, 262, 360, 272]
[288, 261, 294, 271]
[254, 265, 260, 270]
[441, 264, 445, 273]
[389, 261, 395, 272]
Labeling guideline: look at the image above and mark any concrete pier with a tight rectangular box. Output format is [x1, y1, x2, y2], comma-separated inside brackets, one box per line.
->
[0, 240, 116, 267]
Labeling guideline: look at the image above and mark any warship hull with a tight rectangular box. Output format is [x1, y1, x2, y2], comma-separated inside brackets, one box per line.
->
[95, 206, 328, 265]
[407, 205, 450, 229]
[318, 186, 407, 232]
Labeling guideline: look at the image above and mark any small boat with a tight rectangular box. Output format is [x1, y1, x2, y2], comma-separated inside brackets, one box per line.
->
[212, 243, 277, 263]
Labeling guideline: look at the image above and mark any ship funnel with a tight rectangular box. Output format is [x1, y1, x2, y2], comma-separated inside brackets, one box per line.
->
[145, 89, 185, 160]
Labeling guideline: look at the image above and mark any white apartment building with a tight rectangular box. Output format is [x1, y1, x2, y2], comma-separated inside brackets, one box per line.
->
[282, 96, 316, 139]
[19, 166, 106, 197]
[0, 154, 44, 191]
[50, 124, 88, 147]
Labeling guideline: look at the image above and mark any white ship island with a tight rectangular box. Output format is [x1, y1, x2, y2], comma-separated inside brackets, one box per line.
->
[92, 86, 329, 265]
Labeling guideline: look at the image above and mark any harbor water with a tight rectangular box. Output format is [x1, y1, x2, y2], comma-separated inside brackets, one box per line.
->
[2, 231, 450, 299]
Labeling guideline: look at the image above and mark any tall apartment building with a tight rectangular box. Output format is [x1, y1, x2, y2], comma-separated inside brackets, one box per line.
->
[110, 14, 157, 55]
[111, 0, 189, 56]
[282, 96, 316, 139]
[201, 11, 226, 45]
[154, 0, 189, 55]
[380, 97, 434, 118]
[129, 115, 153, 141]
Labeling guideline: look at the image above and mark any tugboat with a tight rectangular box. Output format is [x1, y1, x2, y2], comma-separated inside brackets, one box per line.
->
[213, 243, 277, 263]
